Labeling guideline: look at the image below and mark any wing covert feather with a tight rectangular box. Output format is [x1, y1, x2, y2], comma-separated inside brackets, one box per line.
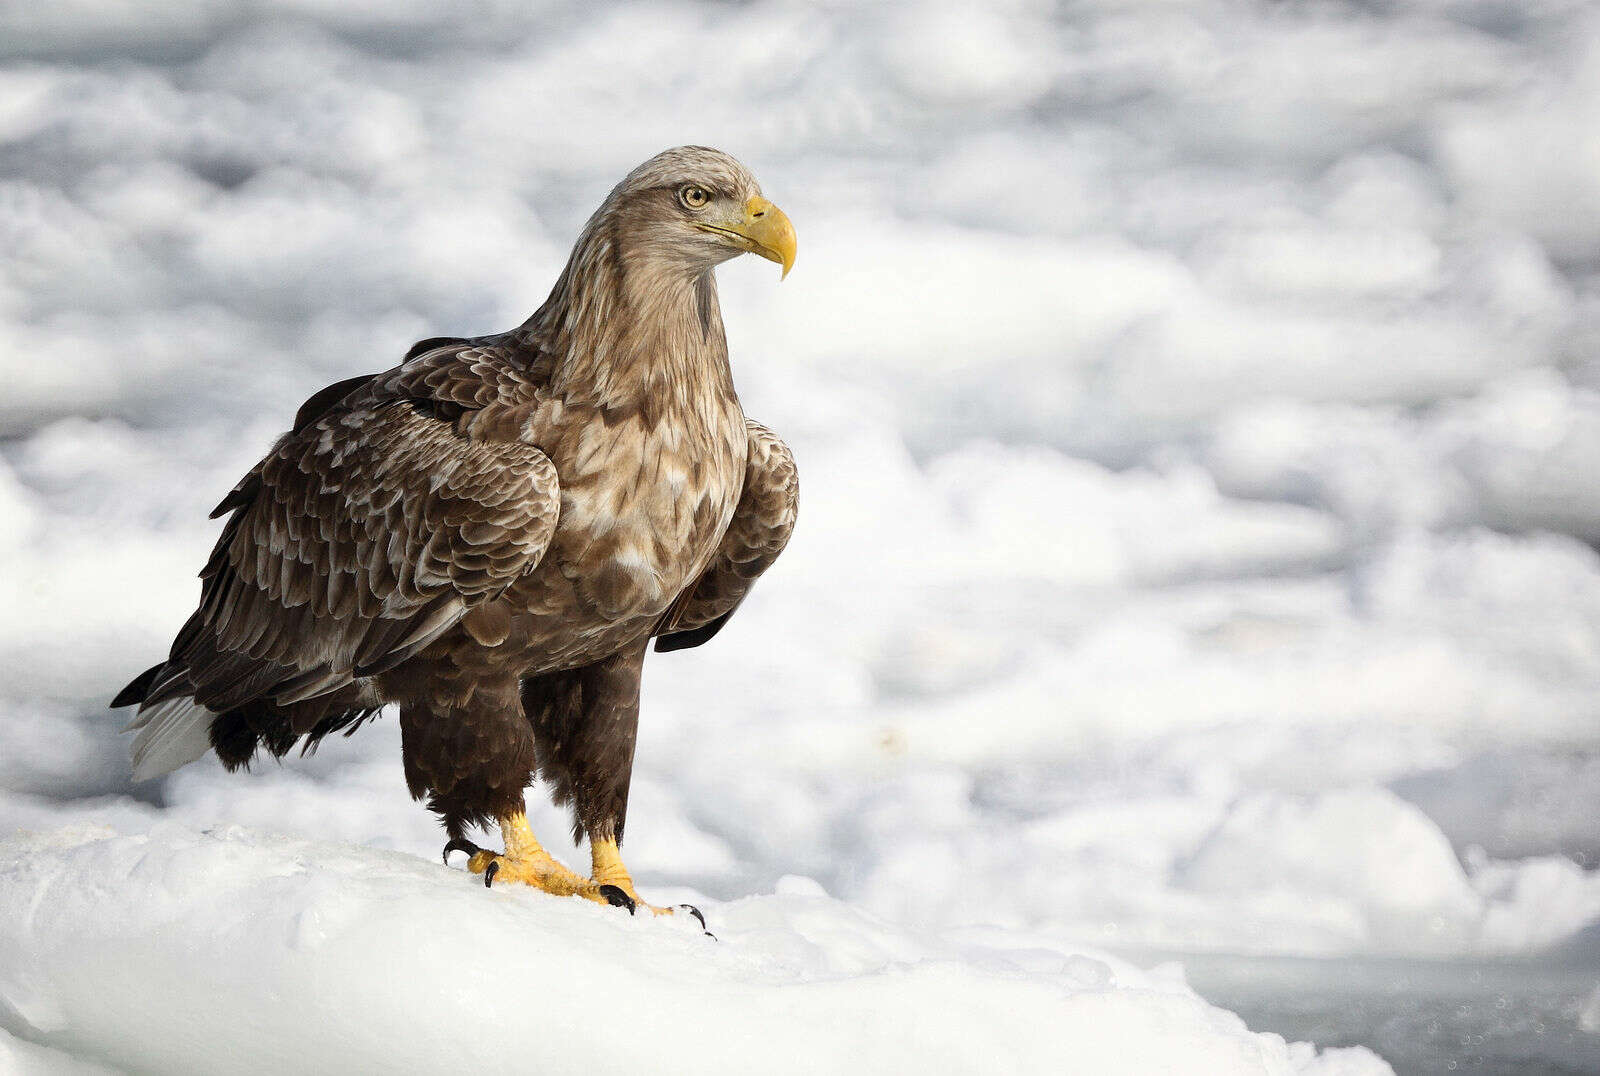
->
[168, 349, 559, 712]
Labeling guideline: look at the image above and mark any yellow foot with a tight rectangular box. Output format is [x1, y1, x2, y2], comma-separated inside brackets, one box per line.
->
[441, 814, 708, 931]
[441, 813, 630, 910]
[590, 837, 709, 930]
[451, 839, 624, 903]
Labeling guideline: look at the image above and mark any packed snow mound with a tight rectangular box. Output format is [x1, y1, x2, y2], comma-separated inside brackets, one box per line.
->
[1175, 788, 1600, 955]
[0, 826, 1389, 1076]
[0, 1025, 116, 1076]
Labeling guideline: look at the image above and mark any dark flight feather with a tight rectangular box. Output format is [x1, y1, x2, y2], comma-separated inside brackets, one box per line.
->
[654, 609, 735, 653]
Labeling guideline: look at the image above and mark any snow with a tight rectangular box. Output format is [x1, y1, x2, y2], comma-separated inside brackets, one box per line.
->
[2, 0, 1600, 1072]
[0, 826, 1381, 1076]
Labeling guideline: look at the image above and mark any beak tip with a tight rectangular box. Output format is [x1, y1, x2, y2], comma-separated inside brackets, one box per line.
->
[740, 195, 796, 282]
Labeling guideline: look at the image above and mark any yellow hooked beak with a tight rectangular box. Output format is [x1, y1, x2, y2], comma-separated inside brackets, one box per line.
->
[697, 196, 797, 279]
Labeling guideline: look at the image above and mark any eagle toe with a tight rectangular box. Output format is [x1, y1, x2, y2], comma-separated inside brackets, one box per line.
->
[442, 837, 482, 866]
[599, 885, 636, 914]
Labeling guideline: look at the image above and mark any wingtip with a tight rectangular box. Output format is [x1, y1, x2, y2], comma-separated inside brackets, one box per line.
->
[653, 609, 735, 653]
[110, 664, 162, 709]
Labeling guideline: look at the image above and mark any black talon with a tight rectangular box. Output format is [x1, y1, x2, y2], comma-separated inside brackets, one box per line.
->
[599, 884, 636, 914]
[484, 859, 500, 888]
[679, 904, 706, 930]
[443, 838, 482, 866]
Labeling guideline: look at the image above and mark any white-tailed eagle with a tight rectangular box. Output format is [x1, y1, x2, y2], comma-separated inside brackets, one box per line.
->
[113, 147, 799, 923]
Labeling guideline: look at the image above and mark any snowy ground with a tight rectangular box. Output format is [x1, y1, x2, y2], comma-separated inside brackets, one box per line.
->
[3, 1, 1600, 1072]
[0, 826, 1389, 1076]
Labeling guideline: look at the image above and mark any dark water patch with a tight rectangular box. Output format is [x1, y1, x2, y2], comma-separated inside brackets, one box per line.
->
[1118, 947, 1600, 1076]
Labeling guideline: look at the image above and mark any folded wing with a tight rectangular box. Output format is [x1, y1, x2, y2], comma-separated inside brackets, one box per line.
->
[655, 420, 798, 652]
[125, 356, 559, 776]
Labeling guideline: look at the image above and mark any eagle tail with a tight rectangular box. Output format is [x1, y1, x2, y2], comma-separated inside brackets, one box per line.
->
[114, 654, 383, 780]
[113, 661, 217, 781]
[126, 693, 216, 782]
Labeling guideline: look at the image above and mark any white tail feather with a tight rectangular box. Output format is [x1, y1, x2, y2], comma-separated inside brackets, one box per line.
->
[129, 697, 215, 781]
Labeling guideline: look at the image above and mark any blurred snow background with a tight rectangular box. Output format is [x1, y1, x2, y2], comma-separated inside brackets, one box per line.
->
[3, 0, 1600, 1072]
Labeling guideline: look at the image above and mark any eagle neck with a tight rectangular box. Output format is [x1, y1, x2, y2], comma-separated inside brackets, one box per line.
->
[527, 212, 736, 425]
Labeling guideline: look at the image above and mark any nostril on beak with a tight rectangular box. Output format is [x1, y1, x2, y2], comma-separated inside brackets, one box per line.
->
[751, 209, 765, 219]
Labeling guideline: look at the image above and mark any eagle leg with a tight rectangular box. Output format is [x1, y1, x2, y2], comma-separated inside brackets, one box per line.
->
[524, 650, 706, 929]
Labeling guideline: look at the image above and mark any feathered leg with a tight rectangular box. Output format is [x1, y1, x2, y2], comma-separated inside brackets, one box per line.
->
[525, 644, 700, 923]
[396, 666, 625, 906]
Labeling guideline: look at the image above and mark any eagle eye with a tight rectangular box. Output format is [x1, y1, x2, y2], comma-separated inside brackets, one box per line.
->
[679, 185, 710, 209]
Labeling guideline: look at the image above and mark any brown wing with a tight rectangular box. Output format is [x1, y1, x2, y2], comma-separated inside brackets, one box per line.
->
[655, 420, 798, 652]
[144, 347, 560, 715]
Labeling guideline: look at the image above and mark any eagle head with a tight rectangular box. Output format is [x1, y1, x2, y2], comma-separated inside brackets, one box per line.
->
[600, 146, 797, 280]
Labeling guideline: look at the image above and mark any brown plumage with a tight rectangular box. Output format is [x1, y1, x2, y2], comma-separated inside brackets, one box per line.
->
[113, 147, 798, 910]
